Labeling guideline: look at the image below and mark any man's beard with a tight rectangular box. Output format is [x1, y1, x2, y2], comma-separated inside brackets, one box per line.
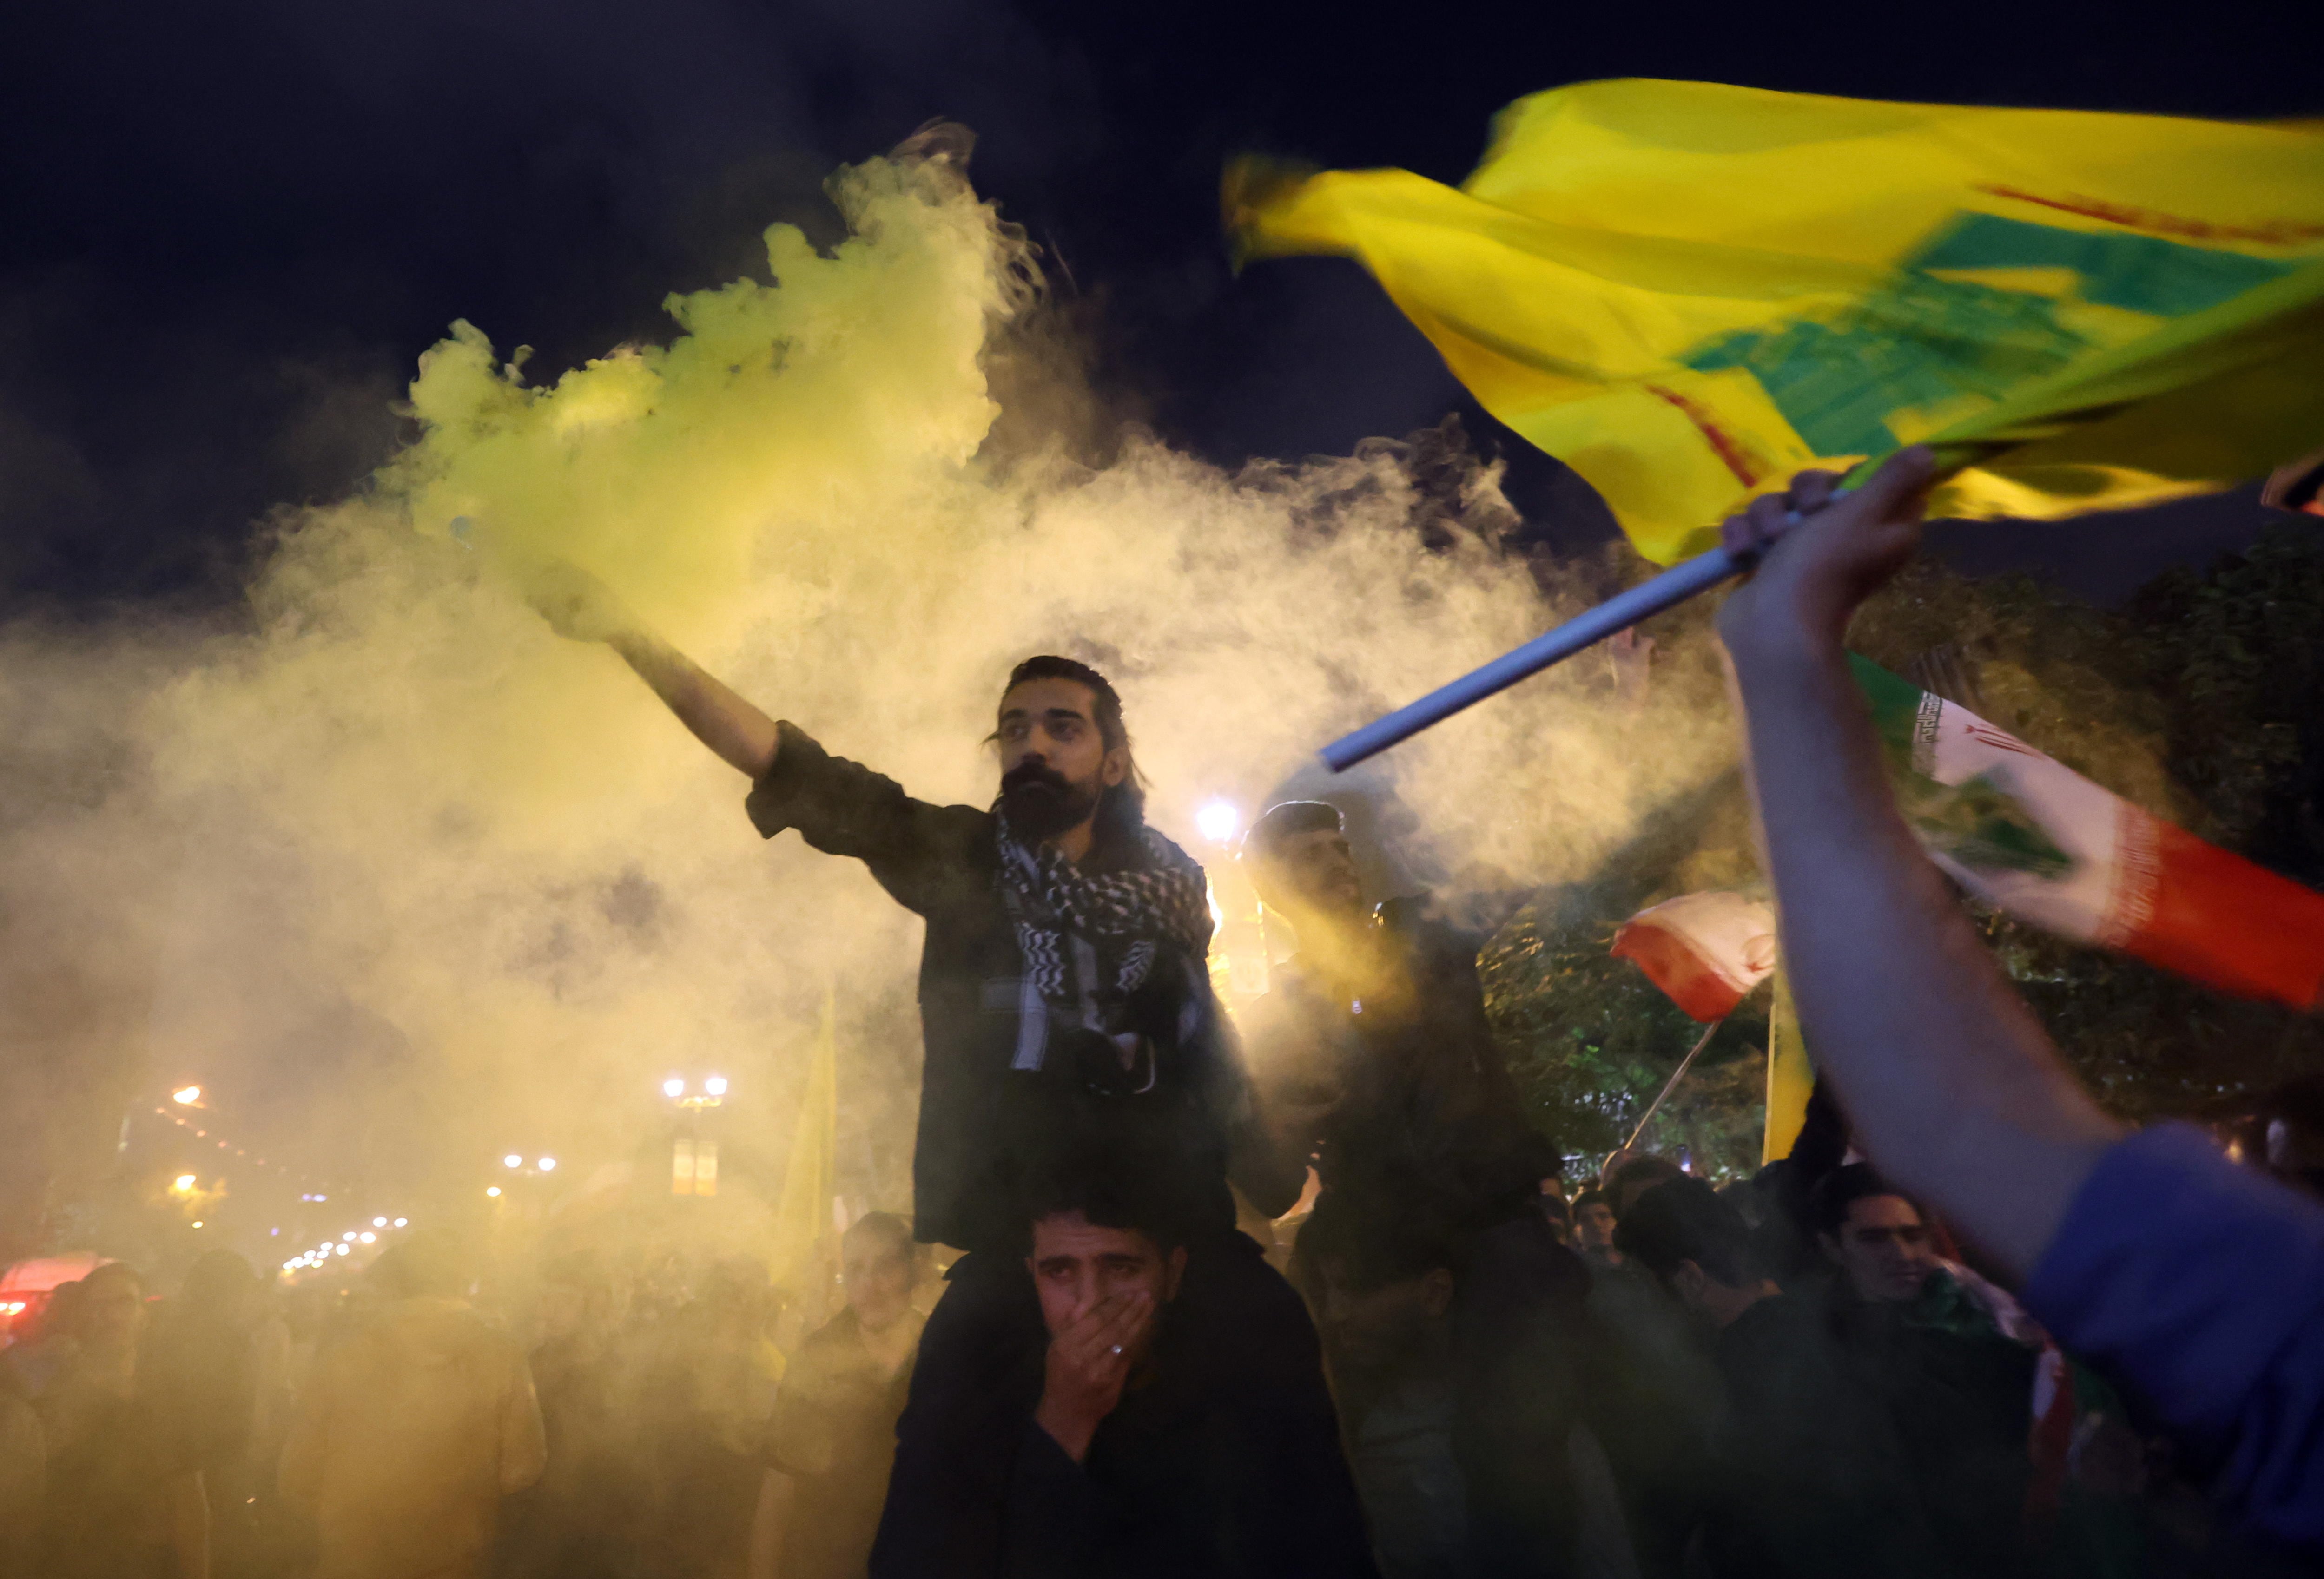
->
[1000, 761, 1103, 841]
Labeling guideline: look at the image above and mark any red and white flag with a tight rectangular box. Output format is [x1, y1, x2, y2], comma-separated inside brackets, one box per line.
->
[1612, 890, 1778, 1021]
[1853, 655, 2324, 1011]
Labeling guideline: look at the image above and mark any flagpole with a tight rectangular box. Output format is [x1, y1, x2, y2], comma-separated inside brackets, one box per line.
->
[1624, 1015, 1726, 1152]
[1323, 544, 1742, 772]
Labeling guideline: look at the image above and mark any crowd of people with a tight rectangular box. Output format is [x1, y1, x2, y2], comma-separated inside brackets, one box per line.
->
[8, 449, 2324, 1577]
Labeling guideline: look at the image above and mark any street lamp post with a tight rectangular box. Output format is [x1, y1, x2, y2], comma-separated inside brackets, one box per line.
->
[664, 1076, 728, 1196]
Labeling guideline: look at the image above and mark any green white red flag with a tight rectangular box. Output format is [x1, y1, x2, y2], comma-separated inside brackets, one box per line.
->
[1612, 890, 1778, 1021]
[1852, 654, 2324, 1011]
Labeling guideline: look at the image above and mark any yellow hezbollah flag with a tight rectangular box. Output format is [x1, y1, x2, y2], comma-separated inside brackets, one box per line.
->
[1763, 967, 1812, 1166]
[770, 989, 839, 1287]
[1228, 79, 2324, 563]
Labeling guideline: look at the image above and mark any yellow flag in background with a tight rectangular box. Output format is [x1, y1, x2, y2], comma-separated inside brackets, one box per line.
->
[770, 989, 839, 1287]
[1763, 967, 1813, 1166]
[1228, 80, 2324, 563]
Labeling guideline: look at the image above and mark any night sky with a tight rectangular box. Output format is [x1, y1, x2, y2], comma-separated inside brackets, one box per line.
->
[5, 0, 2318, 612]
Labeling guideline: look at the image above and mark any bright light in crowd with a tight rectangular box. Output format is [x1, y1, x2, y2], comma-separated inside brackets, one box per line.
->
[334, 1243, 349, 1256]
[503, 1154, 522, 1169]
[486, 1186, 502, 1197]
[1195, 799, 1241, 844]
[372, 1217, 386, 1227]
[359, 1232, 376, 1243]
[704, 1076, 728, 1098]
[172, 1085, 202, 1105]
[392, 1217, 407, 1228]
[537, 1157, 556, 1171]
[663, 1077, 687, 1099]
[342, 1231, 355, 1241]
[191, 1221, 204, 1229]
[172, 1174, 197, 1191]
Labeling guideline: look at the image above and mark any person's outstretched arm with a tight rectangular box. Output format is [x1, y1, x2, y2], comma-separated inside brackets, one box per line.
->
[530, 561, 779, 780]
[1714, 450, 2121, 1278]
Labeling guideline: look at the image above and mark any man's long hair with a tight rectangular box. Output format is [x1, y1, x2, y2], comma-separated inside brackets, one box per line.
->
[1001, 654, 1149, 847]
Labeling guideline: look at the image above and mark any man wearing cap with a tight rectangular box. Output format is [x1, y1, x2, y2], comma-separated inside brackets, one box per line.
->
[1238, 800, 1558, 1234]
[1241, 800, 1589, 1575]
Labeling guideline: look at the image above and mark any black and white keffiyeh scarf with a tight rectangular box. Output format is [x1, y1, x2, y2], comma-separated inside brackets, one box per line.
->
[995, 809, 1214, 1080]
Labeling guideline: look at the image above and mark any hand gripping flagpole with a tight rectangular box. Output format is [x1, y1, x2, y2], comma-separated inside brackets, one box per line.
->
[1321, 543, 1744, 772]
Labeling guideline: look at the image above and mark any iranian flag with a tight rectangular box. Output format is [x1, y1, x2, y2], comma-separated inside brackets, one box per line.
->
[1853, 655, 2324, 1011]
[1613, 890, 1778, 1021]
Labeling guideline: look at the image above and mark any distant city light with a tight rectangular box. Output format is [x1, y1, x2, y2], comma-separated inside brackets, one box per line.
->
[372, 1217, 387, 1228]
[342, 1231, 356, 1241]
[191, 1221, 204, 1229]
[392, 1217, 407, 1228]
[334, 1243, 349, 1256]
[703, 1076, 728, 1098]
[503, 1154, 523, 1169]
[1195, 799, 1241, 844]
[359, 1232, 376, 1244]
[486, 1186, 502, 1198]
[172, 1085, 203, 1105]
[173, 1173, 198, 1191]
[537, 1157, 556, 1171]
[662, 1077, 687, 1099]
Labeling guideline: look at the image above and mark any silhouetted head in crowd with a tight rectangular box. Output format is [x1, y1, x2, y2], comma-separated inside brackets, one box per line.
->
[1571, 1190, 1619, 1259]
[536, 1252, 617, 1344]
[371, 1232, 471, 1302]
[1615, 1178, 1777, 1329]
[69, 1263, 149, 1355]
[993, 656, 1145, 850]
[34, 1278, 88, 1346]
[1020, 1132, 1192, 1370]
[1298, 1191, 1457, 1378]
[842, 1212, 919, 1335]
[1241, 800, 1362, 930]
[1813, 1164, 1939, 1304]
[178, 1249, 262, 1327]
[1608, 1154, 1684, 1217]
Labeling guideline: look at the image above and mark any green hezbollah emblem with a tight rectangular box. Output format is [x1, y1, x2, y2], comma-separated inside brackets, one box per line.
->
[1680, 214, 2297, 460]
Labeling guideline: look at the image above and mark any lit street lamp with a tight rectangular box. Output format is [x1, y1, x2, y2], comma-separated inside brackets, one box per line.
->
[662, 1074, 727, 1197]
[666, 1077, 726, 1111]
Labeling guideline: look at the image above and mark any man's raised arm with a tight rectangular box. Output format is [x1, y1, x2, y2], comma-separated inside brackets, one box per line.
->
[1713, 449, 2121, 1279]
[529, 561, 780, 780]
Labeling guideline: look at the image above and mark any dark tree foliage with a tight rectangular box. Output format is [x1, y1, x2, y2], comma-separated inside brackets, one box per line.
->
[1481, 903, 1770, 1178]
[1480, 511, 2324, 1168]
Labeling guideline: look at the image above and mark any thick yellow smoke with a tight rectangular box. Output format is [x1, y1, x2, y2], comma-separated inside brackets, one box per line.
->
[10, 142, 1740, 1231]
